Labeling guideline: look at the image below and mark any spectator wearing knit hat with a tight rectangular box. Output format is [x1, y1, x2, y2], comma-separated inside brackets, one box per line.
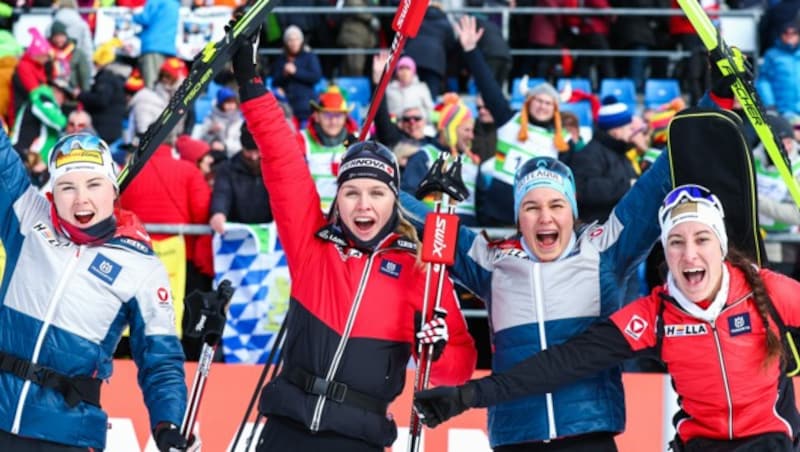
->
[300, 85, 359, 211]
[270, 25, 322, 125]
[10, 28, 51, 128]
[456, 17, 575, 226]
[78, 39, 129, 144]
[193, 87, 243, 157]
[208, 121, 273, 235]
[48, 20, 92, 94]
[570, 95, 647, 223]
[402, 93, 481, 225]
[756, 17, 800, 117]
[385, 55, 435, 120]
[128, 57, 189, 146]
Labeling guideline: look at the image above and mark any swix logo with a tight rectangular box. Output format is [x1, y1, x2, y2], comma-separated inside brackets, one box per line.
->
[432, 216, 448, 258]
[396, 0, 411, 29]
[665, 323, 708, 337]
[624, 315, 648, 341]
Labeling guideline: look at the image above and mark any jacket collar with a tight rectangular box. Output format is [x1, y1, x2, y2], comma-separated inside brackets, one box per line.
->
[315, 223, 417, 253]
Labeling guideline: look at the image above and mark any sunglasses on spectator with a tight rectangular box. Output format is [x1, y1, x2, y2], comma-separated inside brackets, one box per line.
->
[401, 115, 424, 123]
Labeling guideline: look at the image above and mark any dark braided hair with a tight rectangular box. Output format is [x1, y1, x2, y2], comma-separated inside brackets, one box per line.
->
[726, 248, 783, 369]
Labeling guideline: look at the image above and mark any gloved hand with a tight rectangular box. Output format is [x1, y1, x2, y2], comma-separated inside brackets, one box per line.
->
[413, 383, 476, 428]
[232, 40, 258, 88]
[154, 423, 187, 452]
[415, 307, 448, 361]
[709, 46, 751, 101]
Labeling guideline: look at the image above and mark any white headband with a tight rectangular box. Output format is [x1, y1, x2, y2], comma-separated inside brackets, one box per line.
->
[660, 201, 728, 256]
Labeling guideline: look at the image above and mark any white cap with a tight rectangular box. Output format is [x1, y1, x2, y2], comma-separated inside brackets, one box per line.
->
[48, 133, 118, 191]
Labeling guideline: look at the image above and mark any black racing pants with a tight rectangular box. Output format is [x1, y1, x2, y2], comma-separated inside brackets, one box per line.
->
[673, 432, 795, 452]
[494, 432, 618, 452]
[255, 416, 382, 452]
[0, 430, 88, 451]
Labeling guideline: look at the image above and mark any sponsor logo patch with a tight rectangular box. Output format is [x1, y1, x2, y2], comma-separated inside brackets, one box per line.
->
[728, 313, 752, 337]
[33, 222, 70, 247]
[624, 315, 648, 340]
[380, 259, 402, 278]
[54, 150, 103, 168]
[157, 287, 171, 305]
[664, 323, 708, 337]
[88, 253, 121, 285]
[338, 158, 395, 176]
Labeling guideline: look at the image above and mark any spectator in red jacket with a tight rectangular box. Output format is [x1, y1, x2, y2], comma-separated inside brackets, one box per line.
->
[118, 138, 212, 359]
[10, 28, 51, 128]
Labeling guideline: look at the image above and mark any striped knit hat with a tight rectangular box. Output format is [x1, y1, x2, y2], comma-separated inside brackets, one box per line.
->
[436, 93, 473, 150]
[597, 95, 632, 131]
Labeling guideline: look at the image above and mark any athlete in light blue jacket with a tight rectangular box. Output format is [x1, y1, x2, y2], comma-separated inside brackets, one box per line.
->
[401, 152, 671, 450]
[0, 132, 187, 451]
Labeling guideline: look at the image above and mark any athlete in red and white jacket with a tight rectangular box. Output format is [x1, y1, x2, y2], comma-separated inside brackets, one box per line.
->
[233, 44, 477, 451]
[414, 184, 800, 452]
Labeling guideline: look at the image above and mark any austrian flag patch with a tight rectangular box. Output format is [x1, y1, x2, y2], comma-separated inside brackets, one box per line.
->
[624, 315, 648, 340]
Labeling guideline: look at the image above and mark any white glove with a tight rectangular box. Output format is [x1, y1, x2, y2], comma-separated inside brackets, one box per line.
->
[416, 307, 449, 361]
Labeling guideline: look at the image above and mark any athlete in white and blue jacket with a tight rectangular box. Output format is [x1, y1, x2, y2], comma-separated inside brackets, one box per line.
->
[0, 132, 187, 451]
[401, 152, 671, 450]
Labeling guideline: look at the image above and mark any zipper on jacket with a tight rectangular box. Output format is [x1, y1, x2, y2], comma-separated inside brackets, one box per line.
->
[11, 245, 84, 434]
[309, 252, 378, 432]
[710, 320, 734, 439]
[531, 263, 557, 440]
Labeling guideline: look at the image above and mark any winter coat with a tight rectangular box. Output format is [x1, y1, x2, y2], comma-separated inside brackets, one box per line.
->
[119, 144, 213, 276]
[756, 40, 800, 116]
[53, 7, 95, 59]
[609, 0, 664, 48]
[401, 150, 672, 447]
[404, 6, 457, 77]
[78, 64, 128, 143]
[132, 0, 179, 55]
[51, 43, 92, 92]
[242, 91, 476, 448]
[528, 0, 563, 47]
[210, 152, 273, 224]
[0, 132, 186, 449]
[10, 54, 48, 127]
[270, 50, 322, 123]
[385, 77, 435, 119]
[571, 129, 639, 223]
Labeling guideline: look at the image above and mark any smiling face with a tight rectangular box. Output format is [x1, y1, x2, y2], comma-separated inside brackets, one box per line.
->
[52, 171, 116, 228]
[336, 179, 395, 242]
[398, 107, 426, 140]
[528, 94, 556, 123]
[664, 221, 724, 302]
[518, 187, 574, 262]
[315, 110, 347, 138]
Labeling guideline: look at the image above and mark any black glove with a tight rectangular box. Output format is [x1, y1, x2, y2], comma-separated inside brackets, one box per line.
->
[154, 423, 186, 452]
[413, 383, 476, 428]
[232, 41, 258, 87]
[709, 46, 752, 100]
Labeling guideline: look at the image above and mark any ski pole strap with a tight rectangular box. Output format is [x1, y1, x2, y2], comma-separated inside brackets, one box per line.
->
[284, 367, 387, 416]
[0, 351, 101, 408]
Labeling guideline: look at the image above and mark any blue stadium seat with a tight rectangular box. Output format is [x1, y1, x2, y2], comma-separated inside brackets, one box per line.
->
[557, 78, 592, 94]
[559, 101, 593, 128]
[264, 76, 273, 90]
[446, 77, 460, 93]
[194, 97, 213, 124]
[599, 78, 637, 112]
[510, 77, 547, 107]
[467, 78, 478, 95]
[336, 76, 372, 106]
[644, 78, 681, 110]
[206, 80, 222, 102]
[314, 77, 329, 96]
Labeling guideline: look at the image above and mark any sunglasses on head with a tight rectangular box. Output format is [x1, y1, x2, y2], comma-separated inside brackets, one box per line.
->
[401, 115, 423, 123]
[659, 184, 725, 224]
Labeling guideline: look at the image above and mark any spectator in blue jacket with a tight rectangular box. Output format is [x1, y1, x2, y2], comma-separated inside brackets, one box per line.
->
[757, 18, 800, 117]
[133, 0, 179, 88]
[270, 25, 322, 125]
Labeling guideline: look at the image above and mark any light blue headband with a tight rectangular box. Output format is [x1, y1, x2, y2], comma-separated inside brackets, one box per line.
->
[513, 168, 579, 221]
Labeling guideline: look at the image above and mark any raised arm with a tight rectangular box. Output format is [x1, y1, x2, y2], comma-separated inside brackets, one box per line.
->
[235, 45, 326, 272]
[455, 15, 513, 125]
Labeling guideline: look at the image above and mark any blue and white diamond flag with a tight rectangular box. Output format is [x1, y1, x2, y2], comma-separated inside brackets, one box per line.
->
[213, 223, 289, 364]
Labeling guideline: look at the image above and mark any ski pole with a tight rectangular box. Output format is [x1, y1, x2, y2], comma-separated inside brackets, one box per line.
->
[358, 0, 429, 140]
[230, 315, 289, 451]
[676, 0, 800, 209]
[407, 153, 468, 452]
[180, 280, 235, 441]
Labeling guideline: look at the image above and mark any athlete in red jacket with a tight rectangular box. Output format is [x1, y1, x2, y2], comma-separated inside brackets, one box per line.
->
[415, 184, 800, 452]
[233, 44, 477, 451]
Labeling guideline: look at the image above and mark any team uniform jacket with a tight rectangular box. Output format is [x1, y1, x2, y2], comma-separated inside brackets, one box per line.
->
[0, 132, 186, 449]
[401, 150, 671, 447]
[242, 93, 477, 448]
[470, 263, 800, 445]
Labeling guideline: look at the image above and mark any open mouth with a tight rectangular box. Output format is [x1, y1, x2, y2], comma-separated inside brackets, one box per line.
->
[536, 231, 559, 247]
[353, 217, 375, 232]
[683, 268, 705, 285]
[74, 211, 95, 225]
